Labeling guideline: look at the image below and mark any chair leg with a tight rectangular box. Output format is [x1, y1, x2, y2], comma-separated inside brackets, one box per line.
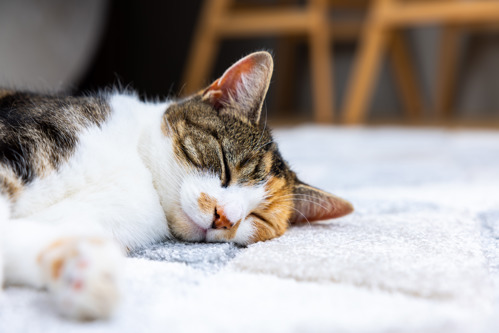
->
[342, 23, 388, 124]
[273, 0, 301, 117]
[388, 29, 424, 120]
[181, 0, 230, 95]
[435, 25, 460, 119]
[308, 0, 334, 123]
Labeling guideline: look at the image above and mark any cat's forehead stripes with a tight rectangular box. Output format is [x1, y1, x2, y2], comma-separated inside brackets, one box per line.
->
[165, 99, 290, 188]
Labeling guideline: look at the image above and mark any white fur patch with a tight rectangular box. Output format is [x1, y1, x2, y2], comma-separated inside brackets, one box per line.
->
[10, 94, 174, 250]
[232, 215, 256, 245]
[219, 184, 264, 223]
[180, 172, 266, 244]
[180, 173, 221, 228]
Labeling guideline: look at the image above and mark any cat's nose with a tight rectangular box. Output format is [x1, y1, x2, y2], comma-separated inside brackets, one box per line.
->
[212, 207, 233, 230]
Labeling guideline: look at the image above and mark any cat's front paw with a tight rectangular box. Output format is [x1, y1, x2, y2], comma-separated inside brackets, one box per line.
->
[38, 237, 123, 320]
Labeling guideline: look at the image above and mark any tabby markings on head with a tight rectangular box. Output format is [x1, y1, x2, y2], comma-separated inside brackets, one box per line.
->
[161, 52, 353, 244]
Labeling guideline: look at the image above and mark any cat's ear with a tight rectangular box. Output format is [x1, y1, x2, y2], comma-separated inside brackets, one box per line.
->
[201, 51, 273, 125]
[290, 182, 353, 224]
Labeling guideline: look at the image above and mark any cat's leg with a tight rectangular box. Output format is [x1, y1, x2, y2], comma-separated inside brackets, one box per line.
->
[3, 218, 123, 320]
[37, 231, 123, 320]
[3, 158, 166, 319]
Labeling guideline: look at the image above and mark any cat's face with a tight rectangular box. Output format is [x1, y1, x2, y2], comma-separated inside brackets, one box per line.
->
[162, 52, 353, 245]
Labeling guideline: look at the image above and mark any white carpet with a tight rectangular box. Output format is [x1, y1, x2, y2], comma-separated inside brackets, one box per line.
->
[1, 126, 499, 332]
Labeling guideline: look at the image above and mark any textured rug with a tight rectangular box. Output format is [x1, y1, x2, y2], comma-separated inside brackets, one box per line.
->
[1, 126, 499, 332]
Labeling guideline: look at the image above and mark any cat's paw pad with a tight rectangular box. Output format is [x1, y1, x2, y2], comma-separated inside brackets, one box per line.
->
[38, 237, 123, 320]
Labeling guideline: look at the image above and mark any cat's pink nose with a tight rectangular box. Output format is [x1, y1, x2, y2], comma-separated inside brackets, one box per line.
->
[212, 207, 233, 230]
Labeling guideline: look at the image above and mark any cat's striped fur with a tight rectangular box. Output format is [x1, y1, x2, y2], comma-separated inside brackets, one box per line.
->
[0, 52, 353, 320]
[0, 92, 110, 185]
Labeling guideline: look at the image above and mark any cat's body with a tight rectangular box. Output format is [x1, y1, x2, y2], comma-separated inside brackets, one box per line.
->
[0, 52, 353, 320]
[1, 91, 173, 247]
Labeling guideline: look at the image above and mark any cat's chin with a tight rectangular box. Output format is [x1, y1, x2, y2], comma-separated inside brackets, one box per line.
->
[204, 229, 230, 243]
[178, 210, 208, 242]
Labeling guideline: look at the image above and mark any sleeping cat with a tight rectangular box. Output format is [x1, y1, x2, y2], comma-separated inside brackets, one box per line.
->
[0, 51, 353, 320]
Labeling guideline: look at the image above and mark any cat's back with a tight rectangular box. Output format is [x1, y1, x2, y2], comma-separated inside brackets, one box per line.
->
[0, 89, 112, 184]
[0, 89, 111, 139]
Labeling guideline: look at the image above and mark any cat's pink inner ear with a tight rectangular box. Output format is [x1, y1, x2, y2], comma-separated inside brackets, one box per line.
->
[201, 52, 273, 123]
[202, 55, 254, 109]
[291, 184, 353, 224]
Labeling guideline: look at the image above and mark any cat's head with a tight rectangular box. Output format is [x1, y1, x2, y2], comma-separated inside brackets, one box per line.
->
[162, 51, 352, 245]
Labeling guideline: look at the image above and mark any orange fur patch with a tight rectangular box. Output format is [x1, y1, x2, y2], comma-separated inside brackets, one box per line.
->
[198, 192, 217, 214]
[37, 238, 71, 280]
[249, 175, 293, 243]
[250, 219, 282, 243]
[37, 239, 67, 263]
[51, 257, 64, 279]
[262, 151, 273, 174]
[38, 237, 106, 281]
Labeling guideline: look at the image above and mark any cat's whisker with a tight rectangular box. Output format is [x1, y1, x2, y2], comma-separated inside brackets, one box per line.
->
[163, 118, 174, 137]
[277, 193, 332, 207]
[270, 203, 312, 226]
[291, 198, 330, 212]
[276, 196, 331, 211]
[253, 139, 274, 153]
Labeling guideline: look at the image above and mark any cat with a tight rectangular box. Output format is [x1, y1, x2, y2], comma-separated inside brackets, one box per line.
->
[0, 51, 353, 320]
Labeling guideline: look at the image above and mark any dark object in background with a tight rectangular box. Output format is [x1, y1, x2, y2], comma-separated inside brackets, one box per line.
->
[79, 1, 277, 101]
[78, 0, 202, 99]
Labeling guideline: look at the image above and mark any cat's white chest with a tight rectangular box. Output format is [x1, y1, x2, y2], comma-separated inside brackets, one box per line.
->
[12, 95, 172, 250]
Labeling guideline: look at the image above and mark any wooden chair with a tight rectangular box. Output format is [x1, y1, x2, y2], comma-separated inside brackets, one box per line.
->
[183, 0, 424, 123]
[436, 21, 499, 118]
[182, 0, 335, 123]
[342, 0, 499, 124]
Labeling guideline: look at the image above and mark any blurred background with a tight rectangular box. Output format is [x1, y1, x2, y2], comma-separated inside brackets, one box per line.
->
[1, 0, 499, 127]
